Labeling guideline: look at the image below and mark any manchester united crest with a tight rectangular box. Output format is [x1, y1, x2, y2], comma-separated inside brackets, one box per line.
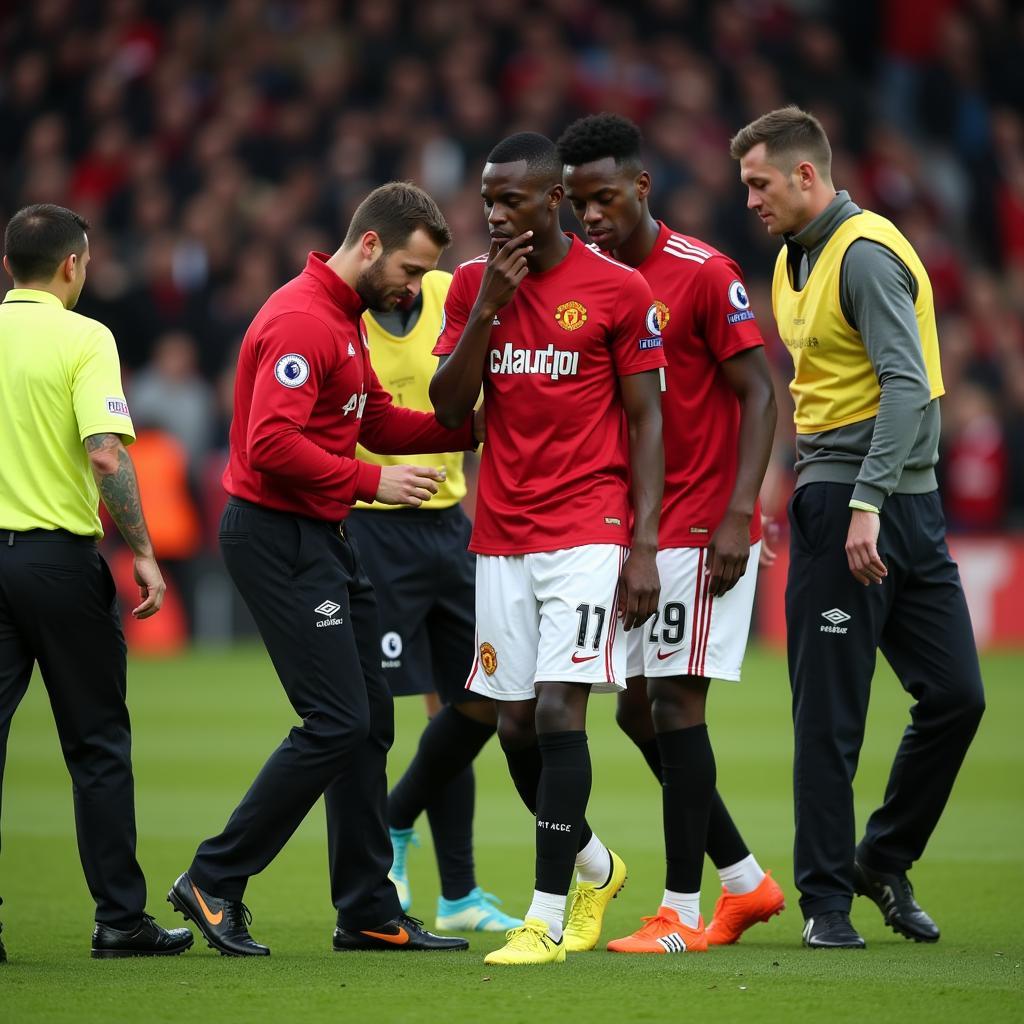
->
[554, 300, 588, 331]
[480, 642, 498, 675]
[652, 300, 671, 331]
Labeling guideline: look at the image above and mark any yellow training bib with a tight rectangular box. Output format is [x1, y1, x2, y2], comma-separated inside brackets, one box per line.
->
[356, 270, 466, 509]
[772, 210, 944, 434]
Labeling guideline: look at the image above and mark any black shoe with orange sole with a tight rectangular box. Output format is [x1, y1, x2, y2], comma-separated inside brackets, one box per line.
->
[167, 872, 269, 957]
[333, 914, 469, 952]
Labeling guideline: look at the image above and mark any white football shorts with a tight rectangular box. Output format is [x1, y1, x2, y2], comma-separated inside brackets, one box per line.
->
[465, 544, 627, 701]
[625, 543, 760, 682]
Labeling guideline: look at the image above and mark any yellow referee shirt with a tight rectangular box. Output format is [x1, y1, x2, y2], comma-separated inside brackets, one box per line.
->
[356, 271, 466, 510]
[0, 288, 135, 536]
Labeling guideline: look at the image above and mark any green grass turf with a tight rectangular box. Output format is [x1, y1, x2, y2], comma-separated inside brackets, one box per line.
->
[1, 644, 1021, 1023]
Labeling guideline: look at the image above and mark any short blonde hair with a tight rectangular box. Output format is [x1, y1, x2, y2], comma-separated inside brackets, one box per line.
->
[729, 105, 832, 179]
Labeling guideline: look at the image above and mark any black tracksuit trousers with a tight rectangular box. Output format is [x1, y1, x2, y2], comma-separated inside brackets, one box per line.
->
[190, 498, 400, 930]
[0, 530, 146, 928]
[786, 483, 985, 918]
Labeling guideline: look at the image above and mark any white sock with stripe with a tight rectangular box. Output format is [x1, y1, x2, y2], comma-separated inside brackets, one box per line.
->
[717, 854, 765, 896]
[525, 890, 565, 941]
[661, 889, 701, 929]
[574, 832, 611, 884]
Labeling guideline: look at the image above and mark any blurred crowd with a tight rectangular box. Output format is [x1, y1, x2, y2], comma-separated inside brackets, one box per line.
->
[2, 0, 1024, 637]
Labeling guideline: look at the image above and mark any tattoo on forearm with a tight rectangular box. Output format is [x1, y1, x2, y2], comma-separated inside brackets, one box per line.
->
[86, 433, 153, 555]
[83, 433, 115, 453]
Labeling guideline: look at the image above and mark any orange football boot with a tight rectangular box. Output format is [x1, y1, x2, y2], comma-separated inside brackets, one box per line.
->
[706, 871, 785, 946]
[606, 907, 707, 954]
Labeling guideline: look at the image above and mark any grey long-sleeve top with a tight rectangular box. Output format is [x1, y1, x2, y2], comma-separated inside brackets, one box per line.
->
[784, 191, 939, 509]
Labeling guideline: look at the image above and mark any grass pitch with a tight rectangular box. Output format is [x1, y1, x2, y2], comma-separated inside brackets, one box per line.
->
[1, 644, 1021, 1023]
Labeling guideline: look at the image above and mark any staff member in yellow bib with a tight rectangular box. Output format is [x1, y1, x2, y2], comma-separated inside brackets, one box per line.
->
[346, 270, 521, 933]
[731, 109, 985, 950]
[0, 204, 192, 960]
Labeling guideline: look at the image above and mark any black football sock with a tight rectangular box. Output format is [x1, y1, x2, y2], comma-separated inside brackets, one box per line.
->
[705, 790, 751, 869]
[535, 731, 592, 895]
[503, 737, 593, 850]
[502, 739, 542, 814]
[425, 765, 477, 901]
[658, 724, 716, 893]
[388, 705, 495, 830]
[637, 737, 663, 783]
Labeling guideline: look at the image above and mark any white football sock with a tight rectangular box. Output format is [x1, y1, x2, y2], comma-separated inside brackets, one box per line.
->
[525, 890, 566, 941]
[717, 854, 765, 896]
[574, 832, 611, 884]
[661, 889, 701, 930]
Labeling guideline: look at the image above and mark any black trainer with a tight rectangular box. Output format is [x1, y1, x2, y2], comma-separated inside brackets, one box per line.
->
[802, 911, 866, 949]
[854, 859, 940, 943]
[167, 872, 270, 957]
[333, 914, 469, 952]
[91, 914, 194, 959]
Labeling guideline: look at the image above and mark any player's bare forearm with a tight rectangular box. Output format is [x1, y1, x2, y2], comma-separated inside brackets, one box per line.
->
[429, 312, 494, 428]
[622, 370, 664, 552]
[721, 347, 777, 520]
[617, 371, 663, 628]
[85, 433, 156, 558]
[706, 349, 776, 595]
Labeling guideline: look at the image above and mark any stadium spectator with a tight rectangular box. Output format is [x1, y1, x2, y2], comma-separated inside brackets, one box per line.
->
[115, 422, 203, 643]
[129, 330, 216, 468]
[941, 381, 1010, 532]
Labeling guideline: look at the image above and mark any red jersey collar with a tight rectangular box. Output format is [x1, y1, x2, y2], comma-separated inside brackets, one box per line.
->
[303, 252, 365, 316]
[637, 222, 673, 273]
[528, 233, 581, 280]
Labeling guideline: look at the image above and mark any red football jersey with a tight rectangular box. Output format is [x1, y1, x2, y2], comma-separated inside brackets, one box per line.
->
[434, 235, 666, 555]
[224, 253, 473, 522]
[635, 224, 765, 547]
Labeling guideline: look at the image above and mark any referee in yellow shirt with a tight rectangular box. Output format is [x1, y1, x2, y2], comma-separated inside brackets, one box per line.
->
[347, 270, 520, 933]
[0, 204, 192, 960]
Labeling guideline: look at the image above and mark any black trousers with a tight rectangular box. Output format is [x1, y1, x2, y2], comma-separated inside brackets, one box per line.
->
[345, 506, 480, 702]
[786, 483, 985, 917]
[190, 499, 400, 930]
[0, 530, 146, 928]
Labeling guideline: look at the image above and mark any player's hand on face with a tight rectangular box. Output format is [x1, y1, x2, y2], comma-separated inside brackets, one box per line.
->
[707, 510, 751, 597]
[618, 547, 660, 630]
[845, 509, 887, 586]
[478, 231, 533, 312]
[376, 464, 445, 507]
[132, 554, 166, 619]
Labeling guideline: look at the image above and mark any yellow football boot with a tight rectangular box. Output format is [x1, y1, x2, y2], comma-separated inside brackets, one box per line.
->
[483, 917, 566, 965]
[563, 849, 627, 952]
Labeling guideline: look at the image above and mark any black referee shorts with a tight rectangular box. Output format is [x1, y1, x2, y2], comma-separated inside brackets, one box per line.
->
[345, 505, 482, 705]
